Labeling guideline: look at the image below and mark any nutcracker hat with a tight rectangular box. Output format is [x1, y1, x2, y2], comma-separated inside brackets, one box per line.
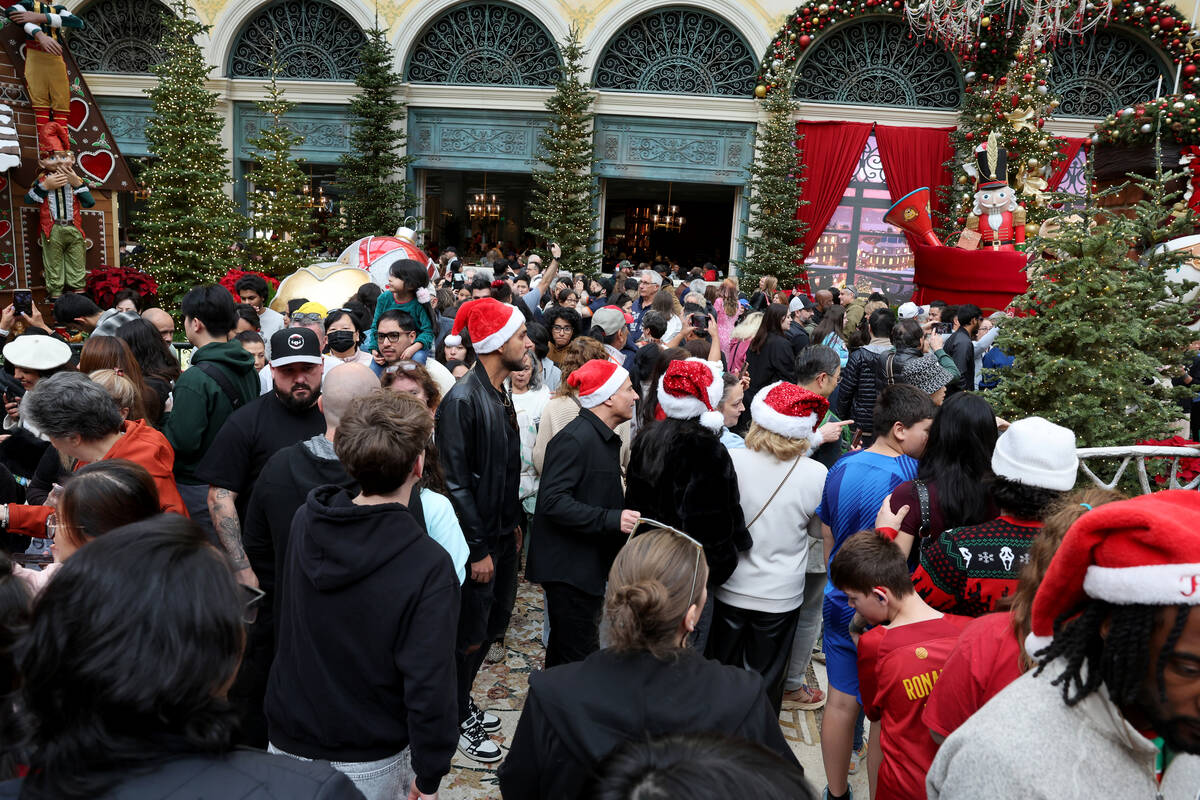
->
[568, 359, 629, 409]
[974, 131, 1009, 190]
[657, 357, 724, 433]
[37, 121, 70, 157]
[750, 381, 828, 451]
[1026, 491, 1200, 657]
[445, 297, 522, 354]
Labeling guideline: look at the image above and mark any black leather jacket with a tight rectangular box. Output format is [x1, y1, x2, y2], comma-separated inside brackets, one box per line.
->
[435, 361, 522, 561]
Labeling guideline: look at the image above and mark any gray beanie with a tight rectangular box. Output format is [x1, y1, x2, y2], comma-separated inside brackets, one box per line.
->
[899, 353, 953, 395]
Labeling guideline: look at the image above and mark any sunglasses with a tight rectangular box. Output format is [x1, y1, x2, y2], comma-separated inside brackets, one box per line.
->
[239, 583, 266, 624]
[291, 312, 324, 323]
[626, 517, 704, 609]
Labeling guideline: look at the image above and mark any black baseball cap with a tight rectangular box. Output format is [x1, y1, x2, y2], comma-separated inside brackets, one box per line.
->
[270, 327, 322, 367]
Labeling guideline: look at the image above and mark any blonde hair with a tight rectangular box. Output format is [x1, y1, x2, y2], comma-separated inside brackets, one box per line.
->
[744, 422, 812, 461]
[731, 311, 763, 341]
[88, 369, 144, 421]
[604, 531, 709, 661]
[762, 276, 779, 295]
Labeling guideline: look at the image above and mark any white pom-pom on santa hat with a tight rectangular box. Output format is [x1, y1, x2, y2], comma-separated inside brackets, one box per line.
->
[568, 359, 629, 409]
[657, 358, 724, 433]
[444, 297, 523, 353]
[750, 381, 829, 452]
[1026, 490, 1200, 659]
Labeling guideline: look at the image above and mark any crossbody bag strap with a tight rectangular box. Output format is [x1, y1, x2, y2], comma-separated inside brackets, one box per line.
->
[746, 452, 804, 529]
[914, 479, 932, 537]
[885, 353, 897, 386]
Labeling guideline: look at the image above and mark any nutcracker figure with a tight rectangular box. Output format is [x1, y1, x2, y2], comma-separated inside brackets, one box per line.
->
[4, 0, 84, 128]
[965, 132, 1026, 252]
[25, 121, 93, 300]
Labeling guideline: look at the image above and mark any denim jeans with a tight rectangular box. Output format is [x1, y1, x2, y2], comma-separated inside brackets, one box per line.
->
[269, 743, 414, 800]
[784, 572, 827, 691]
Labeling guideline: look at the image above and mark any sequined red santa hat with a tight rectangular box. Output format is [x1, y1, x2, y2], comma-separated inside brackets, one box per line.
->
[444, 298, 522, 354]
[1026, 490, 1200, 658]
[568, 359, 628, 409]
[657, 357, 724, 433]
[750, 381, 828, 452]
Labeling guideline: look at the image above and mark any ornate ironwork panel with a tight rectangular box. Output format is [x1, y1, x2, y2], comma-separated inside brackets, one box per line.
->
[1050, 29, 1168, 118]
[851, 136, 885, 185]
[71, 0, 172, 74]
[229, 0, 365, 80]
[793, 18, 962, 109]
[593, 8, 756, 96]
[405, 2, 561, 87]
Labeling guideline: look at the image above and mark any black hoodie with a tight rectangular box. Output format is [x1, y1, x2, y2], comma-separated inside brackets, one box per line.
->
[265, 486, 459, 795]
[497, 648, 801, 799]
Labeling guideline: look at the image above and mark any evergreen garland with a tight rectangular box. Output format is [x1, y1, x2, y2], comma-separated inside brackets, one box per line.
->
[336, 27, 415, 246]
[246, 66, 315, 279]
[140, 0, 245, 305]
[528, 25, 599, 276]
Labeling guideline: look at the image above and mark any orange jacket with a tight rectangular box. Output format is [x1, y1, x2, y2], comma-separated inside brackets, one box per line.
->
[9, 419, 188, 536]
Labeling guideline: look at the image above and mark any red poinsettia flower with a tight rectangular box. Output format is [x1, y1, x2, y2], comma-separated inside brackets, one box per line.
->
[219, 269, 280, 301]
[84, 265, 159, 308]
[1136, 436, 1200, 486]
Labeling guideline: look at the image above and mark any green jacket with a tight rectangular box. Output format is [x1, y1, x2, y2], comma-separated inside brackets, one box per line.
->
[163, 341, 259, 485]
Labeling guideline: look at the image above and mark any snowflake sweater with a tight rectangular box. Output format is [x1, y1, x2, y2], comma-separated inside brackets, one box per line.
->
[911, 516, 1042, 617]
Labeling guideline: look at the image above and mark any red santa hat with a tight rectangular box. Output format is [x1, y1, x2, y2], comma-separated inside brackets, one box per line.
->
[1026, 490, 1200, 657]
[38, 121, 70, 157]
[567, 359, 629, 409]
[445, 298, 523, 354]
[658, 357, 724, 433]
[750, 381, 828, 452]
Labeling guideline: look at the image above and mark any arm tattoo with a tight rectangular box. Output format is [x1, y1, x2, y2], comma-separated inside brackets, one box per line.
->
[211, 488, 247, 570]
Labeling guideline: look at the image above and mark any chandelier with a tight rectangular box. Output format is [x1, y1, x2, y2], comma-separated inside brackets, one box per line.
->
[903, 0, 1111, 50]
[651, 183, 685, 233]
[468, 173, 501, 221]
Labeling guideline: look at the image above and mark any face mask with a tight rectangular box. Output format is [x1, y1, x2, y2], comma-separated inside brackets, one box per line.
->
[327, 330, 357, 352]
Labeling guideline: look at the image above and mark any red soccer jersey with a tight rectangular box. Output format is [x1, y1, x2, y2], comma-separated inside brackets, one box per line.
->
[923, 611, 1025, 741]
[858, 613, 972, 800]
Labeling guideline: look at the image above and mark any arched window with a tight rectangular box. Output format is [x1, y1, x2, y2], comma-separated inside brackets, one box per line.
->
[593, 7, 757, 96]
[229, 0, 366, 80]
[70, 0, 172, 74]
[794, 18, 962, 109]
[1050, 29, 1170, 118]
[405, 2, 561, 87]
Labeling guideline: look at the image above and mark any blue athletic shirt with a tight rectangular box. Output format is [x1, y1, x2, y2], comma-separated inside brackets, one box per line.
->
[817, 450, 918, 602]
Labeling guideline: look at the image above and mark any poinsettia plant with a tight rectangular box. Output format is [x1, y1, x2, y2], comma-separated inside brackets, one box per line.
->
[85, 265, 159, 309]
[1136, 436, 1200, 487]
[220, 268, 279, 301]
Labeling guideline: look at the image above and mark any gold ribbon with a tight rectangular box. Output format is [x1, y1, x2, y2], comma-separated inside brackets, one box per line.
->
[1007, 106, 1036, 132]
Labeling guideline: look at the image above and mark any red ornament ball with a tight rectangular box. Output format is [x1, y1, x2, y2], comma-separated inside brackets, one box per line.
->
[1162, 16, 1176, 29]
[1186, 64, 1198, 76]
[800, 34, 812, 47]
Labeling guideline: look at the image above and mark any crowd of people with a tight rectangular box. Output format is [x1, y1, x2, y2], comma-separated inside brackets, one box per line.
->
[0, 248, 1198, 800]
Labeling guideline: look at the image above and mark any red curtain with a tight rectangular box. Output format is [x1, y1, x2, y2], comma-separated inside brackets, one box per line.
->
[795, 121, 873, 260]
[875, 125, 955, 246]
[1048, 137, 1090, 190]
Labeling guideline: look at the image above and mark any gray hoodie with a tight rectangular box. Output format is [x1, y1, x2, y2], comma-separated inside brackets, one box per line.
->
[928, 658, 1200, 799]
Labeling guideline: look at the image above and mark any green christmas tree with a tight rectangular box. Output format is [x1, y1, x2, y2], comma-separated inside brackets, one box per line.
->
[944, 37, 1061, 238]
[739, 52, 806, 292]
[528, 25, 599, 275]
[336, 27, 415, 246]
[989, 168, 1195, 447]
[140, 0, 245, 304]
[246, 67, 315, 279]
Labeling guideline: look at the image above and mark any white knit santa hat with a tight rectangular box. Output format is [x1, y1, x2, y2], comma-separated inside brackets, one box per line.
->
[1026, 490, 1200, 657]
[750, 381, 828, 452]
[568, 359, 628, 409]
[657, 358, 724, 433]
[444, 298, 523, 354]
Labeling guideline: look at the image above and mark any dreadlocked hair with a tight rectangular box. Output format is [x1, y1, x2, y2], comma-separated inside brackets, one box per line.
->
[1034, 601, 1191, 708]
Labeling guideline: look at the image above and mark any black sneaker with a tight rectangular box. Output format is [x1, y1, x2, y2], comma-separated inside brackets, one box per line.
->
[468, 697, 501, 733]
[458, 717, 502, 763]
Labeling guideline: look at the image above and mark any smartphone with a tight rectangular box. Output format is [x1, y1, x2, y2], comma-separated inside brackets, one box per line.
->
[934, 322, 953, 335]
[689, 313, 709, 330]
[13, 289, 31, 317]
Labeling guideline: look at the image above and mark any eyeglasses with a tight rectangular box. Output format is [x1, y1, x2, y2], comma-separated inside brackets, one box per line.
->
[627, 517, 704, 608]
[240, 583, 266, 624]
[551, 324, 574, 333]
[384, 361, 419, 373]
[291, 312, 324, 323]
[378, 331, 408, 343]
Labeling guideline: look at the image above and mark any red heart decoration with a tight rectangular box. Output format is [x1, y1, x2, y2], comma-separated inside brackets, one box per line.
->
[67, 98, 88, 131]
[0, 175, 8, 193]
[0, 220, 12, 239]
[78, 150, 114, 183]
[0, 263, 15, 282]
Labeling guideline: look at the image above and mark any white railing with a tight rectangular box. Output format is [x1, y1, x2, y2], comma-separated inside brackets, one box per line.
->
[1076, 446, 1200, 494]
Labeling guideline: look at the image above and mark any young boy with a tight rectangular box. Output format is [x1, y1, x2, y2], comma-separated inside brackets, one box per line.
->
[817, 383, 936, 800]
[830, 531, 970, 800]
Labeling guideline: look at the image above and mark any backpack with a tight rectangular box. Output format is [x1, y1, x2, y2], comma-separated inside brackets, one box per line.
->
[192, 362, 249, 410]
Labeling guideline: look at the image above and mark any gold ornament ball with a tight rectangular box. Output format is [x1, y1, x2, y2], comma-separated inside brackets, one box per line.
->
[754, 84, 767, 98]
[958, 175, 970, 185]
[981, 14, 991, 24]
[270, 263, 371, 314]
[818, 3, 829, 12]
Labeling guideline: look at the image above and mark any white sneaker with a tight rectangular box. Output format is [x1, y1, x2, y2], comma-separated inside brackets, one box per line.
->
[468, 698, 501, 733]
[458, 717, 502, 763]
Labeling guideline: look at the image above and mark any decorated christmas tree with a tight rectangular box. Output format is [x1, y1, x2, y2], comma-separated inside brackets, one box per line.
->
[988, 168, 1195, 447]
[140, 0, 245, 304]
[336, 27, 415, 246]
[246, 67, 315, 279]
[528, 26, 599, 275]
[739, 50, 806, 293]
[944, 37, 1061, 238]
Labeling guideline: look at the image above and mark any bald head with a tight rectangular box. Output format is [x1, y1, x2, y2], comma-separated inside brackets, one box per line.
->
[814, 290, 834, 311]
[320, 363, 380, 432]
[141, 308, 175, 344]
